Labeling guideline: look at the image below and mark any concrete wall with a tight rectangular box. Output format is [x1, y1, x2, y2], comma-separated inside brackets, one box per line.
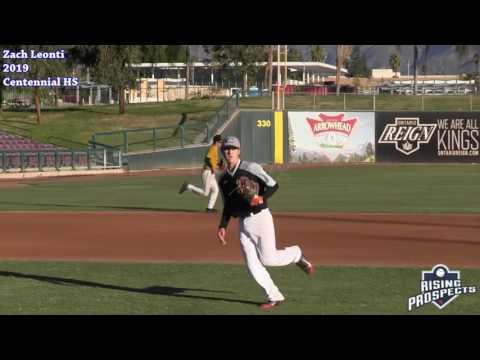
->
[127, 144, 210, 170]
[220, 111, 274, 164]
[126, 110, 277, 170]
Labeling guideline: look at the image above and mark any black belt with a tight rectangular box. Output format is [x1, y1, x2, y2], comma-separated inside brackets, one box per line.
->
[238, 208, 264, 218]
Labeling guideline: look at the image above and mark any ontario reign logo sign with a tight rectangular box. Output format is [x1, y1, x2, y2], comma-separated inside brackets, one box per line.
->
[407, 264, 477, 312]
[378, 118, 436, 155]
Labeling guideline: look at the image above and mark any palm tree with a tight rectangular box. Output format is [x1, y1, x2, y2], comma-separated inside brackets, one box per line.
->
[263, 45, 273, 95]
[474, 54, 480, 94]
[336, 45, 352, 95]
[413, 45, 418, 94]
[455, 45, 480, 95]
[389, 53, 401, 76]
[185, 45, 190, 100]
[311, 45, 327, 62]
[396, 45, 430, 95]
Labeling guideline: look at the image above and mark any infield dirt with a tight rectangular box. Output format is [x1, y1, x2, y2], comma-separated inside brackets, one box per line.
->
[1, 211, 478, 268]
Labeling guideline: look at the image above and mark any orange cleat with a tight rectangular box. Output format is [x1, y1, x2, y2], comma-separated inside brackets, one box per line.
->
[296, 256, 315, 276]
[259, 301, 283, 310]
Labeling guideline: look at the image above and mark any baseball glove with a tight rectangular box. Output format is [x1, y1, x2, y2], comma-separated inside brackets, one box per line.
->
[235, 176, 262, 206]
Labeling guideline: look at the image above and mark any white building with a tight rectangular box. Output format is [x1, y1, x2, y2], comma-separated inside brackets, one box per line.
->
[371, 68, 400, 79]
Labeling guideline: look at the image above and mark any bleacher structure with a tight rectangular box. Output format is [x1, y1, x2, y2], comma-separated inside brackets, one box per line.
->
[0, 131, 122, 173]
[0, 132, 58, 151]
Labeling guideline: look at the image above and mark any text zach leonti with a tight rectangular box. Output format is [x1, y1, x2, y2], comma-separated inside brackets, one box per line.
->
[2, 49, 66, 59]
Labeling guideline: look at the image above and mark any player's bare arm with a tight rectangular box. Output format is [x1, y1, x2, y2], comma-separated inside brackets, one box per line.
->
[217, 227, 226, 245]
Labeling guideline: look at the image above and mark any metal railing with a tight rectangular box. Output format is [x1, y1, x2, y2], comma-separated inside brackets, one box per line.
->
[91, 126, 185, 153]
[90, 93, 240, 153]
[201, 93, 239, 142]
[0, 148, 123, 173]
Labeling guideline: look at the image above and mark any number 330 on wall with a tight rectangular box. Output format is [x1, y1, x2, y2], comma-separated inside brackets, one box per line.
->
[256, 120, 271, 127]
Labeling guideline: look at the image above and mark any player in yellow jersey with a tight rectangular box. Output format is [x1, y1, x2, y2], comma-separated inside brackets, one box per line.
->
[179, 135, 224, 212]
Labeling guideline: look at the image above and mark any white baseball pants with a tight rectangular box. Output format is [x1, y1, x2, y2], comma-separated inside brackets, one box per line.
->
[239, 208, 302, 302]
[187, 169, 219, 209]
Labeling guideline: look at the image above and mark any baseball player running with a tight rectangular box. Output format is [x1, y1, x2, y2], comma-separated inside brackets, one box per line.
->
[179, 135, 224, 213]
[216, 136, 314, 310]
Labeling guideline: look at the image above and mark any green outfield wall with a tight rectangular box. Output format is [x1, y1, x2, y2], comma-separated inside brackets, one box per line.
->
[126, 110, 480, 170]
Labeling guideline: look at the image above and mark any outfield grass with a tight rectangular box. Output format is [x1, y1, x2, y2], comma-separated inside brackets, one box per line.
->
[0, 261, 478, 314]
[0, 164, 478, 213]
[0, 99, 226, 149]
[239, 94, 480, 111]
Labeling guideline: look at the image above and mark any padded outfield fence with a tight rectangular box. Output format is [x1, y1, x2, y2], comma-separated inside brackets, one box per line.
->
[91, 93, 239, 153]
[0, 149, 123, 172]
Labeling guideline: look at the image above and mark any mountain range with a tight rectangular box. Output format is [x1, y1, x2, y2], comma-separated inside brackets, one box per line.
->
[189, 45, 480, 75]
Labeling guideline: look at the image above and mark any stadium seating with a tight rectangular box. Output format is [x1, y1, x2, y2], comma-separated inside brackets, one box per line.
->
[0, 131, 90, 169]
[0, 131, 59, 152]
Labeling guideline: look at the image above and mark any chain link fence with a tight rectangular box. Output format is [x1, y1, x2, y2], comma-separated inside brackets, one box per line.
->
[125, 84, 229, 103]
[238, 92, 480, 111]
[2, 86, 116, 109]
[2, 84, 230, 110]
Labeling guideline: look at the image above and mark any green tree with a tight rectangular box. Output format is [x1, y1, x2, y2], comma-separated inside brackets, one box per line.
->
[138, 45, 167, 79]
[93, 45, 141, 114]
[69, 45, 100, 70]
[288, 48, 303, 61]
[165, 45, 187, 63]
[0, 45, 21, 112]
[140, 45, 167, 63]
[1, 46, 77, 118]
[22, 45, 70, 123]
[311, 45, 327, 62]
[346, 45, 369, 78]
[461, 73, 476, 81]
[204, 45, 266, 95]
[68, 45, 101, 85]
[389, 53, 401, 75]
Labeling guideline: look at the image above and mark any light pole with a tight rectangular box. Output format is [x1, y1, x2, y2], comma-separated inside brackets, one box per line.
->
[413, 45, 418, 95]
[185, 45, 190, 101]
[276, 45, 281, 111]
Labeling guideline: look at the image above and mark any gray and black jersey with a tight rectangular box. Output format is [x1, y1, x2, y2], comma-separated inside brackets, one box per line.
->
[218, 160, 279, 228]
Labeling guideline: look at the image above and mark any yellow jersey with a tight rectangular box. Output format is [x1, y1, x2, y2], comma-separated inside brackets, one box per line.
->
[204, 143, 222, 172]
